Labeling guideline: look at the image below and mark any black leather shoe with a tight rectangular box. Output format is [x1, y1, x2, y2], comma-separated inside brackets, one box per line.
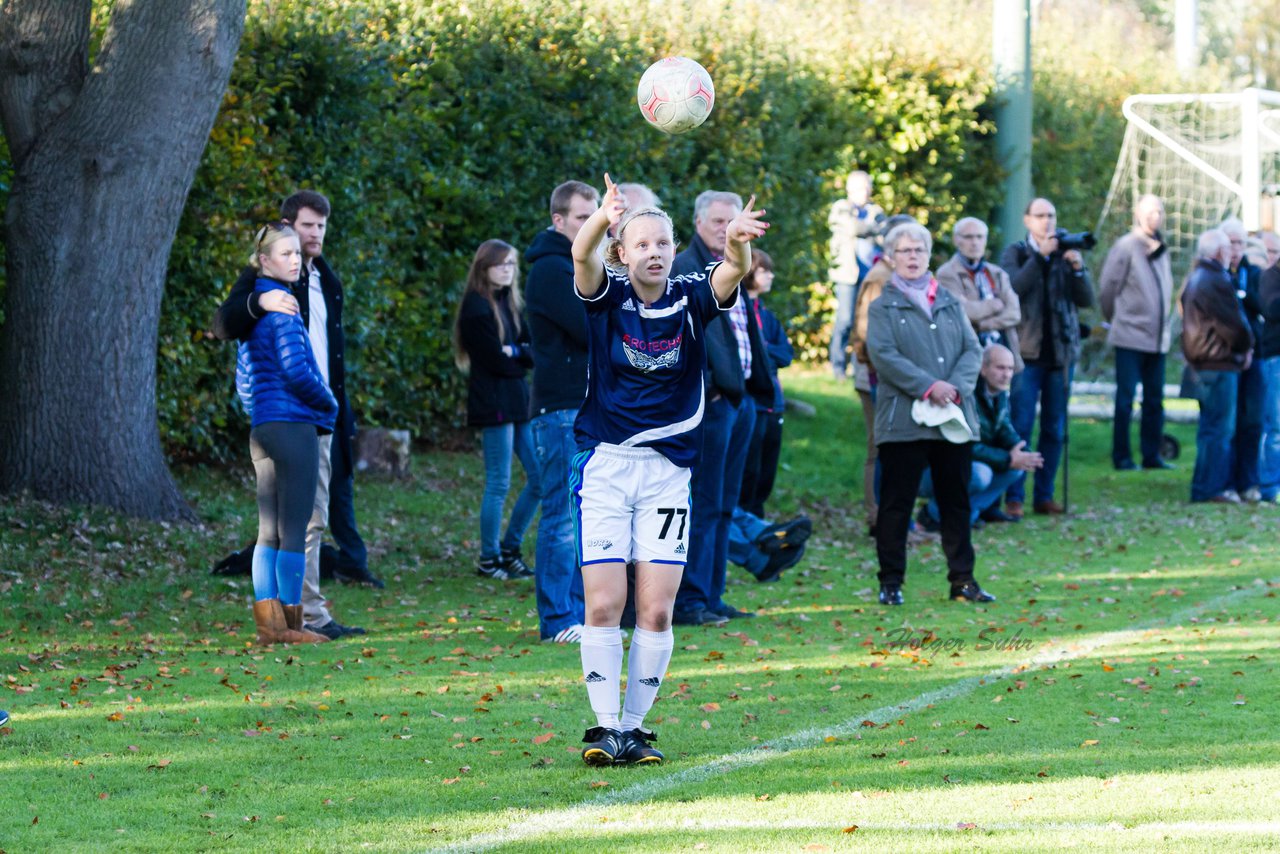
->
[1114, 459, 1138, 471]
[1143, 460, 1176, 470]
[949, 581, 996, 603]
[305, 620, 368, 639]
[710, 601, 757, 620]
[672, 607, 729, 627]
[979, 507, 1019, 524]
[878, 584, 904, 606]
[753, 516, 813, 554]
[334, 564, 386, 589]
[753, 542, 806, 583]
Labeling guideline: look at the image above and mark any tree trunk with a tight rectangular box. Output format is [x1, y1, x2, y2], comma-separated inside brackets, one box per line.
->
[0, 0, 245, 520]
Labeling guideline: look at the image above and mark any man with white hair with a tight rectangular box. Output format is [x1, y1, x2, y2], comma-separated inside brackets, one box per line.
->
[1099, 194, 1175, 471]
[1219, 218, 1266, 501]
[671, 190, 775, 625]
[937, 216, 1022, 369]
[1181, 229, 1255, 503]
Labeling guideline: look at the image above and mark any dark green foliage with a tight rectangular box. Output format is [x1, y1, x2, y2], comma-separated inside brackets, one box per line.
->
[0, 0, 1159, 460]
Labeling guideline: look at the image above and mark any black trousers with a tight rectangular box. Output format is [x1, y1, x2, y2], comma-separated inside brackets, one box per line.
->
[875, 440, 975, 587]
[740, 407, 784, 517]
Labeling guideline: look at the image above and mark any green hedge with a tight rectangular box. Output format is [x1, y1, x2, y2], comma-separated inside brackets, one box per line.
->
[0, 0, 1192, 460]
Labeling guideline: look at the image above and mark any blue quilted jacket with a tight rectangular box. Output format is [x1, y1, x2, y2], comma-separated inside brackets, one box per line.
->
[236, 279, 338, 433]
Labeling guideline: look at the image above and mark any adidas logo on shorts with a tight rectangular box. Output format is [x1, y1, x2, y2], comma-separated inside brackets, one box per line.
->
[673, 542, 686, 555]
[584, 671, 606, 683]
[621, 298, 637, 311]
[638, 676, 661, 687]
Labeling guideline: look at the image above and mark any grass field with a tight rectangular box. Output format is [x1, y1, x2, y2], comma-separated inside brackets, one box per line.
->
[2, 369, 1278, 853]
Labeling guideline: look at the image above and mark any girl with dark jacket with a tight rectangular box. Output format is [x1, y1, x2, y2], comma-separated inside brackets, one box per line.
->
[236, 224, 338, 644]
[453, 240, 540, 580]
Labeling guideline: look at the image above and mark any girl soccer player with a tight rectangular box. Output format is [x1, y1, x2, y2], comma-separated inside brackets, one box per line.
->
[570, 174, 767, 765]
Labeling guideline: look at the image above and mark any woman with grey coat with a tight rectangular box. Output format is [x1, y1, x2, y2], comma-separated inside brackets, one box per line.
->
[866, 222, 996, 606]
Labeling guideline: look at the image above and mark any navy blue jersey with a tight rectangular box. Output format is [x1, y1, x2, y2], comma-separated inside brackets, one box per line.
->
[574, 262, 732, 468]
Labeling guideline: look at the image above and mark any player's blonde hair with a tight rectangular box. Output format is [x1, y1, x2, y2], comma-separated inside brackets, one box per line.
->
[603, 206, 676, 270]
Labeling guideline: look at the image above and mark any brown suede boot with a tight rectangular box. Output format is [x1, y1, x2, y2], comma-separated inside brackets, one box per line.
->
[252, 598, 285, 645]
[281, 603, 329, 643]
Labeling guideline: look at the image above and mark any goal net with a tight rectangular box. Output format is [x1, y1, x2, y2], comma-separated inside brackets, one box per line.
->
[1097, 88, 1280, 281]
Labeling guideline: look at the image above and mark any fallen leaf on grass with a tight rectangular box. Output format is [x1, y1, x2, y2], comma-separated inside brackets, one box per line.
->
[1080, 739, 1099, 747]
[699, 702, 721, 713]
[956, 822, 978, 830]
[146, 759, 172, 771]
[589, 780, 609, 789]
[532, 732, 555, 745]
[441, 777, 461, 785]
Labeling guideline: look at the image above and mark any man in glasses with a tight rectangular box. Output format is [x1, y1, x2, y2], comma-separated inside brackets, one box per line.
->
[213, 190, 379, 640]
[999, 197, 1095, 517]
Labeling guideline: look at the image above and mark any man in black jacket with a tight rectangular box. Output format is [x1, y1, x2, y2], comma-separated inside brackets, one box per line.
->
[670, 190, 774, 626]
[524, 180, 598, 643]
[1182, 228, 1255, 503]
[213, 190, 374, 639]
[1000, 197, 1095, 517]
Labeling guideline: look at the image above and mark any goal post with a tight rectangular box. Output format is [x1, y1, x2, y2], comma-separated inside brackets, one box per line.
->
[1096, 87, 1280, 281]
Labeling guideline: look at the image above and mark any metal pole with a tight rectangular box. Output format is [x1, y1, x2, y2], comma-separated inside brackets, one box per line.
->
[993, 0, 1033, 248]
[1242, 87, 1262, 231]
[1175, 0, 1199, 78]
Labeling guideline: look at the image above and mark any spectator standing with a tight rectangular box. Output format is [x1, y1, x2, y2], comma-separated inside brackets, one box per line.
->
[1220, 219, 1266, 502]
[524, 181, 598, 643]
[453, 240, 540, 581]
[827, 171, 885, 378]
[738, 249, 794, 517]
[671, 191, 774, 626]
[1256, 236, 1280, 501]
[1098, 194, 1175, 471]
[866, 222, 993, 606]
[936, 216, 1022, 370]
[1000, 197, 1095, 516]
[1181, 229, 1255, 503]
[213, 191, 372, 639]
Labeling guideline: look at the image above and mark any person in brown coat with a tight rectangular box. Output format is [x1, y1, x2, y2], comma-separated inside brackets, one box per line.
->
[936, 216, 1022, 372]
[1098, 194, 1175, 471]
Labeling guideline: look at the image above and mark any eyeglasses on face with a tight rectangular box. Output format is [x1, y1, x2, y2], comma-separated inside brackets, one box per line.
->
[955, 233, 986, 240]
[492, 260, 518, 268]
[895, 247, 929, 256]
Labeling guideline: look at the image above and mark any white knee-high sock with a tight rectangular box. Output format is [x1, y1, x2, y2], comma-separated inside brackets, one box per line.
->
[621, 627, 674, 731]
[580, 625, 623, 730]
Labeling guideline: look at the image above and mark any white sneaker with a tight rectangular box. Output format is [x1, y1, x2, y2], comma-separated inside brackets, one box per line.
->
[550, 624, 584, 644]
[1242, 487, 1262, 503]
[1219, 489, 1242, 504]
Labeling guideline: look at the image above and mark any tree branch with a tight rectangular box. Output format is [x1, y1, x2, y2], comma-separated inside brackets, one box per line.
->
[0, 0, 91, 165]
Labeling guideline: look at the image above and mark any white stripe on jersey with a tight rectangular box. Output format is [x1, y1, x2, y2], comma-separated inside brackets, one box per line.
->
[621, 382, 705, 448]
[637, 296, 688, 319]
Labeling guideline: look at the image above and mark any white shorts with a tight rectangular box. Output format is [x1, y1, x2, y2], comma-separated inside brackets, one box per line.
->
[571, 443, 692, 567]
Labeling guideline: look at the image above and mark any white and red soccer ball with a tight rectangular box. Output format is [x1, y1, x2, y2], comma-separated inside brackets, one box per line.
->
[636, 56, 715, 135]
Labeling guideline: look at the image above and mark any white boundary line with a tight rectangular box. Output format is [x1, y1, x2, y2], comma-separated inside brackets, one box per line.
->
[426, 579, 1276, 853]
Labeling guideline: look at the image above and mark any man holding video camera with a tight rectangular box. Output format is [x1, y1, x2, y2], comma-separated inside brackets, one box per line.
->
[1000, 197, 1095, 516]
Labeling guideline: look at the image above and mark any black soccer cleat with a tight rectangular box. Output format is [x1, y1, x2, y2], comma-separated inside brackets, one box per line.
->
[878, 584, 904, 606]
[581, 726, 626, 766]
[950, 581, 996, 603]
[615, 728, 663, 765]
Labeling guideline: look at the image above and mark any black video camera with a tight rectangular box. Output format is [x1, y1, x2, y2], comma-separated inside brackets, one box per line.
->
[1055, 228, 1097, 252]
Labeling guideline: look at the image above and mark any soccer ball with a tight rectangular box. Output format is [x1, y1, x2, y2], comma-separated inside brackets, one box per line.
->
[636, 57, 715, 135]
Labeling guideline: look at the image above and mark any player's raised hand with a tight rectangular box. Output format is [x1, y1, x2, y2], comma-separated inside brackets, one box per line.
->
[601, 173, 628, 227]
[726, 195, 770, 244]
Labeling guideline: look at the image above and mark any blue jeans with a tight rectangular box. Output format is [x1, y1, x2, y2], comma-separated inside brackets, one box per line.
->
[1008, 363, 1069, 504]
[830, 281, 857, 374]
[480, 421, 540, 560]
[727, 506, 771, 578]
[922, 463, 1024, 524]
[677, 396, 756, 612]
[1233, 357, 1265, 491]
[1260, 356, 1280, 500]
[531, 409, 585, 638]
[1113, 347, 1165, 468]
[1191, 370, 1238, 501]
